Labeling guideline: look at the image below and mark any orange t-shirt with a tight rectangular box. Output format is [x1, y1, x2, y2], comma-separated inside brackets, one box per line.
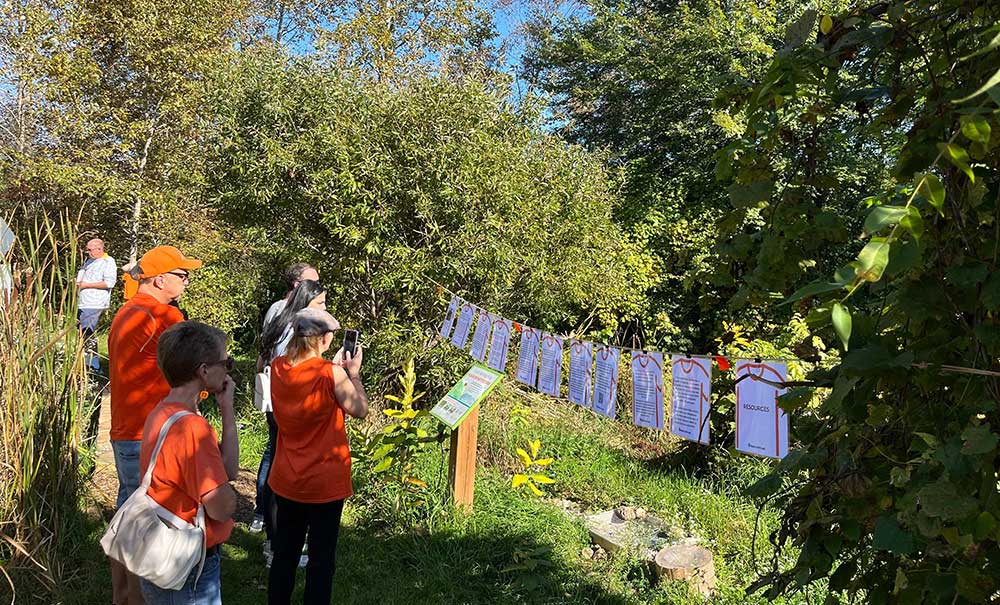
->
[268, 356, 353, 503]
[140, 403, 233, 549]
[108, 293, 185, 441]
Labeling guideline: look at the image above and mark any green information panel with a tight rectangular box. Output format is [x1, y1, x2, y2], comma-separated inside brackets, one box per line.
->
[430, 364, 504, 429]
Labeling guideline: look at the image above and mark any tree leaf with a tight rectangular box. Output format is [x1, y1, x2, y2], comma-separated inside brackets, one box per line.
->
[917, 173, 945, 215]
[918, 480, 979, 520]
[784, 9, 817, 49]
[527, 480, 543, 496]
[974, 511, 997, 540]
[961, 424, 998, 455]
[516, 448, 532, 467]
[952, 66, 1000, 104]
[856, 240, 891, 282]
[864, 206, 909, 233]
[533, 457, 554, 466]
[512, 474, 529, 488]
[782, 281, 846, 305]
[530, 474, 555, 484]
[777, 387, 812, 412]
[820, 15, 833, 35]
[828, 560, 857, 591]
[745, 474, 782, 498]
[371, 444, 393, 460]
[937, 142, 975, 182]
[873, 516, 915, 555]
[961, 115, 992, 144]
[729, 180, 774, 208]
[372, 457, 393, 473]
[832, 302, 852, 350]
[899, 206, 924, 241]
[530, 439, 541, 458]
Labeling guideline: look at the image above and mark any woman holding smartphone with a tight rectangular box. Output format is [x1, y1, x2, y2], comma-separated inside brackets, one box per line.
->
[253, 279, 328, 556]
[267, 308, 369, 605]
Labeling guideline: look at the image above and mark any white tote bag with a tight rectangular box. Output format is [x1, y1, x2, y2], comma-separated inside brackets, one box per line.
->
[100, 410, 207, 590]
[254, 365, 271, 412]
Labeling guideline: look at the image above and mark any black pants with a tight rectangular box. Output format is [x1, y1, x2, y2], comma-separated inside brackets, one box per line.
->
[255, 412, 279, 540]
[268, 495, 345, 605]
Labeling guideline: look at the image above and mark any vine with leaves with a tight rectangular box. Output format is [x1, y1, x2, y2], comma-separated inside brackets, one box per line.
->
[717, 1, 1000, 602]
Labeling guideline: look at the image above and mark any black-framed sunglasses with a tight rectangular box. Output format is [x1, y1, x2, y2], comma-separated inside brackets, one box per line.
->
[165, 271, 190, 283]
[202, 356, 235, 372]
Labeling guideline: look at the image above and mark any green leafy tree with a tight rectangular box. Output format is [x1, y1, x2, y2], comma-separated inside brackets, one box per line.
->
[204, 48, 652, 393]
[524, 0, 857, 350]
[721, 2, 1000, 602]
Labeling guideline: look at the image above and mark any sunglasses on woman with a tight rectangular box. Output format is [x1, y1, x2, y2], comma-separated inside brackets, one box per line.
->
[202, 356, 235, 372]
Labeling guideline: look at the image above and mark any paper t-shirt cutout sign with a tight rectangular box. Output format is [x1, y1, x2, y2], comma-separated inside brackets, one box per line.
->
[439, 296, 459, 339]
[468, 309, 493, 362]
[487, 317, 513, 372]
[568, 340, 593, 408]
[735, 361, 788, 459]
[537, 333, 564, 397]
[631, 351, 664, 429]
[592, 346, 620, 418]
[450, 302, 476, 349]
[670, 355, 711, 444]
[430, 364, 504, 429]
[516, 326, 541, 386]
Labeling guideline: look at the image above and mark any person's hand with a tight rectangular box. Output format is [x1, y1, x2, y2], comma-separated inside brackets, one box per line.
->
[342, 345, 363, 379]
[331, 347, 345, 365]
[217, 375, 236, 412]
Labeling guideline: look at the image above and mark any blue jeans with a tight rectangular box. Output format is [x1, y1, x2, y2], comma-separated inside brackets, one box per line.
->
[140, 548, 222, 605]
[78, 308, 104, 372]
[254, 412, 278, 540]
[111, 440, 142, 509]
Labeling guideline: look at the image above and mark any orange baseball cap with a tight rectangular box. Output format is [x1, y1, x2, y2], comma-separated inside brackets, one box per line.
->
[134, 246, 202, 278]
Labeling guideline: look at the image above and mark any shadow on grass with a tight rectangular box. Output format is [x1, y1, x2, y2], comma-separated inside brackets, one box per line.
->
[56, 512, 632, 604]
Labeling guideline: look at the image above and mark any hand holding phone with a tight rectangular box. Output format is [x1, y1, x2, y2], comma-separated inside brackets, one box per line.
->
[343, 329, 359, 360]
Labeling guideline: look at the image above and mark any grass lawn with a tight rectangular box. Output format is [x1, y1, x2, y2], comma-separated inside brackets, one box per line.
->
[64, 358, 823, 604]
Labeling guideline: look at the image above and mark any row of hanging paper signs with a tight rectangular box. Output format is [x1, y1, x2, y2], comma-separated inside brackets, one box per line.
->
[439, 296, 790, 460]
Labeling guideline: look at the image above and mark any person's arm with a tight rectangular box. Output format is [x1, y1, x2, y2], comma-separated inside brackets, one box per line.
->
[332, 347, 369, 419]
[202, 482, 237, 522]
[217, 375, 240, 481]
[101, 258, 116, 290]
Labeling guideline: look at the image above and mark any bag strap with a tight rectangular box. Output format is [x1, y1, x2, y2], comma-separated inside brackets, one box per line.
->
[140, 409, 212, 587]
[139, 410, 193, 490]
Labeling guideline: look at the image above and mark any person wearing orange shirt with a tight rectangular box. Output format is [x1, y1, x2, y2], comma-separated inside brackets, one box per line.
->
[107, 245, 201, 605]
[267, 308, 369, 605]
[138, 321, 239, 604]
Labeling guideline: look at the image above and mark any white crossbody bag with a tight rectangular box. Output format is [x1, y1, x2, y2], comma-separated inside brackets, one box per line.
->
[100, 410, 207, 590]
[254, 365, 272, 412]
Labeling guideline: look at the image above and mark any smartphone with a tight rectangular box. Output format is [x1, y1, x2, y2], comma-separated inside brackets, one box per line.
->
[343, 329, 360, 359]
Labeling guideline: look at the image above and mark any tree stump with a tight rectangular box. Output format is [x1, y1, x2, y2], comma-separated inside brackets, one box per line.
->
[653, 545, 716, 596]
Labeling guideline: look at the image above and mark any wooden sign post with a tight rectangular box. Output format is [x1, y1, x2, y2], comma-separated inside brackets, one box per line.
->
[448, 406, 479, 511]
[431, 364, 502, 513]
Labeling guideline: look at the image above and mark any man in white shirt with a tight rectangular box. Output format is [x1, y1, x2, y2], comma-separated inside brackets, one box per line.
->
[76, 238, 117, 372]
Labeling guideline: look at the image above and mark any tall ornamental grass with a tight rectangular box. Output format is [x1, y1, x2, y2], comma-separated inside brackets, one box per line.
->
[0, 215, 87, 601]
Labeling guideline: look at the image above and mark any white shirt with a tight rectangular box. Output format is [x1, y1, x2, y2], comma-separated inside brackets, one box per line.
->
[76, 255, 117, 309]
[263, 299, 293, 361]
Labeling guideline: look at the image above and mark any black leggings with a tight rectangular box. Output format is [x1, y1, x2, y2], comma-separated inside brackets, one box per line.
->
[268, 495, 345, 605]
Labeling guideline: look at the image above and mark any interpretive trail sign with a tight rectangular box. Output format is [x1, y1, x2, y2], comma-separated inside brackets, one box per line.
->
[432, 364, 504, 512]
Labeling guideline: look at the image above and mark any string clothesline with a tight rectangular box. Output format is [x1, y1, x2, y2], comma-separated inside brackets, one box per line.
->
[423, 275, 1000, 381]
[423, 275, 803, 363]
